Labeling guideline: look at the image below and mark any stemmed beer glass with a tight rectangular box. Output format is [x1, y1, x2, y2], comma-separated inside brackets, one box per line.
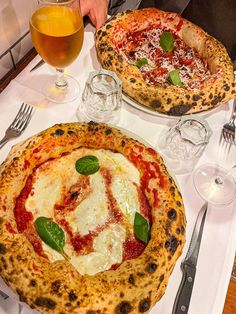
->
[30, 0, 84, 103]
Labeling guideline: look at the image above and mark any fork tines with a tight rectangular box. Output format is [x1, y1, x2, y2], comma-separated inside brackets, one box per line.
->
[218, 99, 236, 160]
[0, 103, 34, 150]
[9, 103, 33, 132]
[219, 133, 232, 160]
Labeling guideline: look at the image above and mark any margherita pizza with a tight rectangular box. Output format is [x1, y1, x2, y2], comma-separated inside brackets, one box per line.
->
[95, 8, 236, 116]
[0, 122, 186, 313]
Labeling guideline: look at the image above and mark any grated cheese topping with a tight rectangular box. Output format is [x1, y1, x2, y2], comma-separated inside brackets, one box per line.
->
[112, 24, 219, 90]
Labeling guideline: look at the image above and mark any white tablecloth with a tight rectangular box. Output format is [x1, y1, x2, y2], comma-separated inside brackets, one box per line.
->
[0, 23, 236, 314]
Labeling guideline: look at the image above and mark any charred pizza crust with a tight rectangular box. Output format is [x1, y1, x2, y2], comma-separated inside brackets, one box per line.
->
[0, 122, 185, 313]
[95, 8, 236, 116]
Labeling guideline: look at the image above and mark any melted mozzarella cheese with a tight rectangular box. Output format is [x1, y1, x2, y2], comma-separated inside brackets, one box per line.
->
[111, 176, 139, 226]
[70, 224, 126, 275]
[25, 149, 141, 275]
[42, 224, 126, 275]
[25, 173, 62, 218]
[25, 155, 84, 218]
[67, 172, 108, 236]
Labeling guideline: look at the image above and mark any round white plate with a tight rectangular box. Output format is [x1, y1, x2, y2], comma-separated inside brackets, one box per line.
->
[122, 92, 220, 119]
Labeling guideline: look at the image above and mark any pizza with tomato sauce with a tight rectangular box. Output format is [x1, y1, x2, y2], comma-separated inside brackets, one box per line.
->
[0, 122, 185, 314]
[95, 8, 236, 116]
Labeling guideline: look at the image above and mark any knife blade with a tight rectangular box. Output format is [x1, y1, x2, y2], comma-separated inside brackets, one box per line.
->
[0, 290, 9, 300]
[172, 202, 208, 314]
[30, 59, 45, 72]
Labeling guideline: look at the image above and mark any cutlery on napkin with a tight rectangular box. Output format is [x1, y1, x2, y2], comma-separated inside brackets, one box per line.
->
[30, 59, 45, 72]
[172, 202, 208, 314]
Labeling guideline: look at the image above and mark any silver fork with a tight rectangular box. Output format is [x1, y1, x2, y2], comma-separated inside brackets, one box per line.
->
[0, 103, 33, 150]
[219, 99, 236, 158]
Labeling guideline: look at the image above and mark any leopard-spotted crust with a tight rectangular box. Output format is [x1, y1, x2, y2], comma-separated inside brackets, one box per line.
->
[0, 122, 186, 314]
[95, 8, 236, 116]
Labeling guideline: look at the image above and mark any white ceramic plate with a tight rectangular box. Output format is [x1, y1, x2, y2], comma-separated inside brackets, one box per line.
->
[122, 92, 220, 119]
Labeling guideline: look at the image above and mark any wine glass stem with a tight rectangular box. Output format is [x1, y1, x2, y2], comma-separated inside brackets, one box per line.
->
[215, 165, 236, 186]
[55, 68, 68, 89]
[215, 176, 223, 185]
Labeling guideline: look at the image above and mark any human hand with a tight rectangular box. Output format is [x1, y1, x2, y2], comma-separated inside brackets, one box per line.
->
[80, 0, 109, 28]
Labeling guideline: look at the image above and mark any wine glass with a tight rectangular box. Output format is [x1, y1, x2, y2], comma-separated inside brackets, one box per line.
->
[193, 164, 236, 205]
[30, 0, 84, 103]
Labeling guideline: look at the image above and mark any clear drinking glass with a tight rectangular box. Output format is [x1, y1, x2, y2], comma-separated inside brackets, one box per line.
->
[157, 116, 212, 175]
[30, 0, 84, 103]
[193, 164, 236, 205]
[76, 70, 122, 124]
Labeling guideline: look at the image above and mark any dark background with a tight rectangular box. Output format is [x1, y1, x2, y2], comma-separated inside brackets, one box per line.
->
[139, 0, 236, 61]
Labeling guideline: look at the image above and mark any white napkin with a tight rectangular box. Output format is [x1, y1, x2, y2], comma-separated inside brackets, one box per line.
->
[1, 22, 236, 314]
[0, 278, 39, 314]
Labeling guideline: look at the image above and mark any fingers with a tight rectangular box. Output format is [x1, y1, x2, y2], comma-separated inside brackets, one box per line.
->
[80, 0, 108, 28]
[90, 10, 107, 28]
[79, 0, 88, 17]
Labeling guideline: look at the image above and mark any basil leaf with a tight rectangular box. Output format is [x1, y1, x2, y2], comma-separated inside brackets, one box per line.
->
[75, 155, 100, 175]
[168, 70, 183, 86]
[160, 32, 174, 52]
[134, 212, 150, 244]
[35, 217, 65, 253]
[132, 57, 148, 68]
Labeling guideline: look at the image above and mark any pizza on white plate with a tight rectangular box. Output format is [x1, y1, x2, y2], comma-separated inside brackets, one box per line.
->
[0, 122, 186, 313]
[95, 8, 236, 115]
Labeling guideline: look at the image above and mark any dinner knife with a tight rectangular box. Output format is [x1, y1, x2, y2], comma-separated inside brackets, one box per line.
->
[0, 290, 9, 300]
[30, 59, 45, 72]
[172, 202, 208, 314]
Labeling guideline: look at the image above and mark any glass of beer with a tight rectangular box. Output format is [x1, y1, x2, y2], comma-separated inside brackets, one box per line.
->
[30, 0, 84, 103]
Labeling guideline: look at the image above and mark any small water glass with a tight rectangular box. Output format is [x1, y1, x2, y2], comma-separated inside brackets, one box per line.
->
[157, 116, 212, 175]
[77, 70, 122, 124]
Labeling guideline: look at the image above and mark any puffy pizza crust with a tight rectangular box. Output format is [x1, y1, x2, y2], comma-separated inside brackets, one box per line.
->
[95, 8, 236, 116]
[0, 122, 186, 313]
